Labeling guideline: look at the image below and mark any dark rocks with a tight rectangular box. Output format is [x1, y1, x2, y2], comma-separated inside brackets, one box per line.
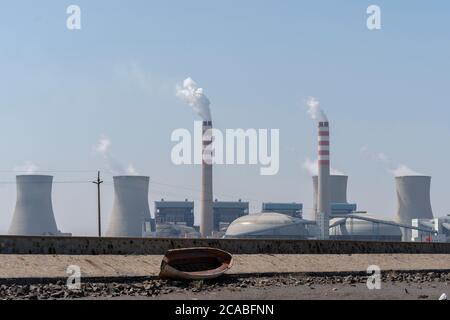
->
[0, 271, 449, 300]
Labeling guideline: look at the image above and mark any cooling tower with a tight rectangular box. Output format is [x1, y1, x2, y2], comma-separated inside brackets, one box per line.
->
[395, 175, 434, 241]
[317, 121, 331, 240]
[200, 121, 214, 237]
[8, 175, 60, 236]
[106, 176, 152, 237]
[313, 175, 348, 213]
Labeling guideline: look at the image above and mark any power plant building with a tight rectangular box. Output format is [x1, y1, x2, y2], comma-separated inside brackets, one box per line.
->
[329, 214, 402, 242]
[213, 200, 249, 231]
[155, 199, 194, 227]
[262, 203, 303, 218]
[411, 217, 450, 243]
[8, 175, 63, 236]
[105, 176, 152, 238]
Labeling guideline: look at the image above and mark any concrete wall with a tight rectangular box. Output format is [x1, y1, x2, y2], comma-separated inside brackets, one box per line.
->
[0, 236, 450, 255]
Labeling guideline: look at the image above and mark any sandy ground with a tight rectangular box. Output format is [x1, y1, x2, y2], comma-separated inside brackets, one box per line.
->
[1, 254, 450, 279]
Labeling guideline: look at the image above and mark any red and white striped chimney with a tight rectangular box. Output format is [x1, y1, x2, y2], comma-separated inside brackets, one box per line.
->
[200, 120, 214, 237]
[317, 121, 331, 240]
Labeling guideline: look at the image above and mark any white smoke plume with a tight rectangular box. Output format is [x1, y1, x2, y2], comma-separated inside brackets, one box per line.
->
[94, 136, 139, 176]
[391, 164, 422, 177]
[360, 147, 424, 177]
[302, 158, 345, 176]
[306, 97, 328, 122]
[176, 77, 212, 121]
[14, 161, 39, 174]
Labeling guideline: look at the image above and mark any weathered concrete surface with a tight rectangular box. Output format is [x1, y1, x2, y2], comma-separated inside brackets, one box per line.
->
[1, 254, 450, 281]
[1, 236, 450, 255]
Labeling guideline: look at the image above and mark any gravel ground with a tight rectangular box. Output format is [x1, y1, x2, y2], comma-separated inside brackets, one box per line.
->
[0, 271, 449, 300]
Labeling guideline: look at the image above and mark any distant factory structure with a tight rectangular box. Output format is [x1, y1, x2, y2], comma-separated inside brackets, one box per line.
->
[412, 216, 450, 242]
[154, 199, 195, 227]
[2, 95, 449, 243]
[262, 203, 302, 218]
[224, 212, 318, 239]
[213, 200, 249, 232]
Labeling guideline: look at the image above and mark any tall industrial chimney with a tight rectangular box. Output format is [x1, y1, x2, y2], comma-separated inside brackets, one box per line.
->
[8, 175, 60, 236]
[317, 121, 331, 240]
[200, 121, 214, 237]
[106, 176, 152, 237]
[313, 175, 348, 214]
[395, 175, 434, 241]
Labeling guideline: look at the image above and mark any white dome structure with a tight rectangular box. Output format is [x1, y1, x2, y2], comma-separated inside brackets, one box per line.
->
[8, 175, 60, 236]
[106, 176, 152, 237]
[330, 214, 402, 242]
[224, 212, 318, 239]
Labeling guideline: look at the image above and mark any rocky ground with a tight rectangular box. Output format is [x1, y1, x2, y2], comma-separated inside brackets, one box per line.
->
[0, 271, 449, 300]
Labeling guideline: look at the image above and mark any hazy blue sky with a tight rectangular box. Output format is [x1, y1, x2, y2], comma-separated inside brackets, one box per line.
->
[0, 1, 449, 235]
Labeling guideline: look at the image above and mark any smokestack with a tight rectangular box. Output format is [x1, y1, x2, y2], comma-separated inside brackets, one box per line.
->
[106, 176, 152, 237]
[176, 77, 214, 238]
[200, 121, 214, 237]
[8, 175, 60, 236]
[313, 175, 348, 213]
[395, 175, 434, 241]
[317, 121, 331, 239]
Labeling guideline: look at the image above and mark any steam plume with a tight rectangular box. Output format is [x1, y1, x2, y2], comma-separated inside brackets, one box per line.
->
[360, 147, 423, 177]
[302, 158, 344, 176]
[306, 97, 328, 122]
[176, 77, 212, 121]
[94, 136, 139, 175]
[13, 161, 39, 174]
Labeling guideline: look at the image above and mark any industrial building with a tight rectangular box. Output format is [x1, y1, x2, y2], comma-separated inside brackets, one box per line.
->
[213, 200, 249, 232]
[411, 216, 450, 242]
[224, 212, 318, 239]
[154, 199, 195, 227]
[8, 175, 65, 236]
[154, 224, 201, 238]
[329, 214, 403, 242]
[105, 176, 152, 238]
[262, 203, 303, 218]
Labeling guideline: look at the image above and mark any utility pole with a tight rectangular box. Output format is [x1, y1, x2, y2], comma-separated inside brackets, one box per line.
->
[92, 171, 103, 237]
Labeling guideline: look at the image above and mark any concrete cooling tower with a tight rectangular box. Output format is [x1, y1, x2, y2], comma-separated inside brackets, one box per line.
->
[106, 176, 152, 237]
[8, 175, 60, 236]
[395, 176, 434, 241]
[313, 175, 348, 214]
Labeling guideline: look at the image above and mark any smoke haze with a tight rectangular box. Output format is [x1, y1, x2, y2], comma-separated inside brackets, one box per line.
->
[302, 158, 344, 176]
[13, 161, 39, 174]
[94, 136, 139, 176]
[360, 147, 424, 177]
[306, 97, 328, 122]
[176, 77, 212, 121]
